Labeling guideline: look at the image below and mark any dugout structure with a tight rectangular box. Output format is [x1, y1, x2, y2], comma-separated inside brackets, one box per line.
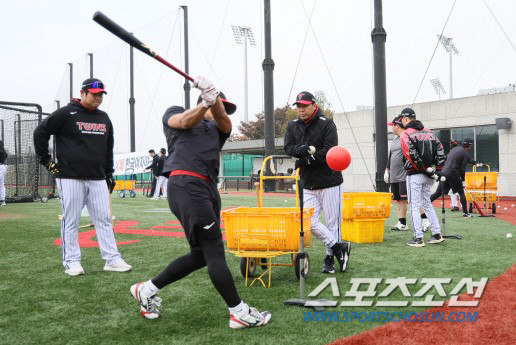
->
[0, 101, 53, 202]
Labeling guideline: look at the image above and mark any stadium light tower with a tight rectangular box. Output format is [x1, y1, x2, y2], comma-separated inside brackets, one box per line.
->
[430, 78, 446, 100]
[232, 25, 256, 122]
[437, 35, 460, 99]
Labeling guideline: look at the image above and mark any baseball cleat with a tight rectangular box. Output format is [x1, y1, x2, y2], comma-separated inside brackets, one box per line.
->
[391, 222, 409, 231]
[229, 306, 272, 329]
[335, 242, 351, 272]
[450, 207, 460, 212]
[130, 283, 162, 319]
[428, 233, 445, 244]
[407, 237, 425, 247]
[104, 258, 132, 272]
[463, 213, 472, 218]
[322, 255, 335, 274]
[422, 219, 430, 232]
[64, 262, 85, 276]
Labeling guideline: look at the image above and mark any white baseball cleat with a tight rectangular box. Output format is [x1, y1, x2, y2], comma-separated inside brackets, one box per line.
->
[422, 219, 430, 232]
[391, 222, 409, 231]
[64, 262, 85, 276]
[130, 283, 162, 319]
[104, 258, 132, 272]
[229, 306, 272, 329]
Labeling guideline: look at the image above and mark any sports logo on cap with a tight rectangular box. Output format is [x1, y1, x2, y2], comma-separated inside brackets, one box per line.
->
[293, 91, 316, 105]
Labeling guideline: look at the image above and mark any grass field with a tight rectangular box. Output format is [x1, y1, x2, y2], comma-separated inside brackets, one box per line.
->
[0, 193, 514, 345]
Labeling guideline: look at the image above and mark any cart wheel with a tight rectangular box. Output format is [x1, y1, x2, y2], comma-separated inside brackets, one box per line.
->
[118, 191, 126, 198]
[130, 190, 136, 198]
[492, 203, 496, 214]
[295, 253, 310, 280]
[469, 203, 473, 214]
[259, 258, 268, 269]
[240, 258, 257, 277]
[41, 197, 48, 203]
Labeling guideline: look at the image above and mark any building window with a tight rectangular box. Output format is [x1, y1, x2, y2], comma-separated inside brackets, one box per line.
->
[475, 125, 498, 171]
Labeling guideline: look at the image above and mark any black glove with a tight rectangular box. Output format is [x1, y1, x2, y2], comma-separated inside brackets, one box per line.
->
[295, 145, 310, 158]
[44, 161, 59, 175]
[294, 159, 302, 170]
[106, 173, 116, 194]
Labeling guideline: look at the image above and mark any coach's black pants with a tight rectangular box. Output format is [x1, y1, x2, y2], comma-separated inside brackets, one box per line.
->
[430, 174, 467, 213]
[151, 175, 241, 308]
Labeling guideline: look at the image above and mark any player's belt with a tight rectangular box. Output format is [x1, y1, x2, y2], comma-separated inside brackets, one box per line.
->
[169, 170, 209, 181]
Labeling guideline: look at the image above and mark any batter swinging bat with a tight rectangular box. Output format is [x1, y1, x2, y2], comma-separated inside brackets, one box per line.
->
[93, 11, 193, 81]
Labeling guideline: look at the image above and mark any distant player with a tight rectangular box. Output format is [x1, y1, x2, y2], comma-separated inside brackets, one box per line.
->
[284, 91, 350, 274]
[33, 78, 132, 275]
[144, 149, 159, 197]
[130, 76, 271, 329]
[0, 140, 7, 206]
[151, 148, 168, 200]
[399, 108, 446, 247]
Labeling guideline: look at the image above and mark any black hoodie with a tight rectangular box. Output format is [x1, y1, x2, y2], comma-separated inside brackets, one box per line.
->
[33, 99, 114, 179]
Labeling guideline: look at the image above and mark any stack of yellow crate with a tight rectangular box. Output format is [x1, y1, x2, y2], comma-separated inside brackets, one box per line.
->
[341, 192, 392, 243]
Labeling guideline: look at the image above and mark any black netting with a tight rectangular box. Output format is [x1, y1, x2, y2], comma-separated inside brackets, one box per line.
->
[0, 102, 53, 202]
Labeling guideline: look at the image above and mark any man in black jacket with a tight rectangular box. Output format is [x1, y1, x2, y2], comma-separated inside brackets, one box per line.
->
[430, 138, 477, 218]
[33, 78, 131, 276]
[145, 149, 159, 197]
[0, 140, 7, 206]
[284, 91, 350, 274]
[400, 108, 446, 247]
[151, 148, 168, 200]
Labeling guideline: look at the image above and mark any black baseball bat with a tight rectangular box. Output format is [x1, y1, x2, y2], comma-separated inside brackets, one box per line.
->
[93, 11, 193, 81]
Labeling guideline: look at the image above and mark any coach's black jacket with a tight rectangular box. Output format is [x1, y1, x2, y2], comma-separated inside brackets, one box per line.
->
[284, 107, 343, 190]
[33, 99, 114, 180]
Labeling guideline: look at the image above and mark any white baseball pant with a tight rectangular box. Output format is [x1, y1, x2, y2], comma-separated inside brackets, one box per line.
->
[449, 190, 458, 207]
[56, 178, 121, 268]
[153, 176, 168, 198]
[303, 185, 342, 255]
[0, 164, 6, 202]
[406, 174, 441, 239]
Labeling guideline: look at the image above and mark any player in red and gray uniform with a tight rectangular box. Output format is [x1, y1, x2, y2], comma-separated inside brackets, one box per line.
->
[33, 78, 132, 275]
[399, 108, 446, 247]
[129, 77, 271, 329]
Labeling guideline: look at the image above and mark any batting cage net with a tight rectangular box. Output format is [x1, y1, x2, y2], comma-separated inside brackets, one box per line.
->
[0, 101, 53, 203]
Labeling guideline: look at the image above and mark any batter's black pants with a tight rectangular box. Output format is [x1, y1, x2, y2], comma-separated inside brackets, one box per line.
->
[430, 174, 467, 213]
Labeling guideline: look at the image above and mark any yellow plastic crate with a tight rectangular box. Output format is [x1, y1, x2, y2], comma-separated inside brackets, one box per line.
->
[342, 192, 392, 219]
[465, 190, 497, 203]
[221, 207, 313, 251]
[113, 180, 135, 191]
[465, 172, 498, 190]
[341, 218, 386, 243]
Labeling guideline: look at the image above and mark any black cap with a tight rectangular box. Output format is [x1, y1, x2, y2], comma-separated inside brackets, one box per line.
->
[81, 78, 107, 94]
[463, 138, 474, 146]
[196, 91, 237, 115]
[399, 107, 416, 118]
[148, 149, 155, 153]
[388, 115, 403, 127]
[450, 140, 459, 148]
[292, 91, 316, 105]
[160, 148, 166, 154]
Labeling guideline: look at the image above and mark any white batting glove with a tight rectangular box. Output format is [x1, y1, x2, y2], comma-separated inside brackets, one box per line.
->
[193, 76, 215, 92]
[383, 169, 390, 184]
[308, 146, 316, 155]
[200, 87, 220, 108]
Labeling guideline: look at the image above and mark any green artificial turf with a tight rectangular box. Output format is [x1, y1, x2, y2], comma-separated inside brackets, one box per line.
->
[0, 194, 514, 345]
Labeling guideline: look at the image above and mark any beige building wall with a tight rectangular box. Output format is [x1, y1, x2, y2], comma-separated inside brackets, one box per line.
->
[334, 91, 516, 196]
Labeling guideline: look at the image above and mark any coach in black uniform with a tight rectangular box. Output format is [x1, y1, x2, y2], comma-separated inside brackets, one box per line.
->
[144, 149, 159, 197]
[130, 76, 271, 329]
[33, 78, 131, 276]
[430, 138, 477, 218]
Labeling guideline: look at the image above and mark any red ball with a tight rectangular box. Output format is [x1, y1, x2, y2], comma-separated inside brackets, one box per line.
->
[326, 146, 351, 171]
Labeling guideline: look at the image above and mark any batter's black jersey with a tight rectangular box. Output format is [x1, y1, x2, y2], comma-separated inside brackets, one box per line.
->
[442, 146, 475, 181]
[162, 106, 230, 183]
[33, 99, 114, 180]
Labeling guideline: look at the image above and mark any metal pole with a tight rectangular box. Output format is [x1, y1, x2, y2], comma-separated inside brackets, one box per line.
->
[449, 52, 453, 99]
[371, 0, 389, 192]
[129, 42, 136, 152]
[181, 6, 191, 109]
[244, 30, 249, 122]
[68, 63, 73, 100]
[14, 115, 20, 195]
[263, 0, 275, 181]
[88, 53, 93, 78]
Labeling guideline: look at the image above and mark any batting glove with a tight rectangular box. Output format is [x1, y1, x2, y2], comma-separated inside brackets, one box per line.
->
[44, 161, 59, 175]
[106, 173, 116, 194]
[200, 87, 220, 108]
[383, 169, 390, 184]
[193, 76, 215, 92]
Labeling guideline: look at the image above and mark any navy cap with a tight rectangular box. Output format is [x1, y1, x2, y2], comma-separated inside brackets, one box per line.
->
[399, 107, 416, 118]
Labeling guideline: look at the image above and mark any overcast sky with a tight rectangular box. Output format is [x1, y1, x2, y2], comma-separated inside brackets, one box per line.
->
[1, 0, 515, 153]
